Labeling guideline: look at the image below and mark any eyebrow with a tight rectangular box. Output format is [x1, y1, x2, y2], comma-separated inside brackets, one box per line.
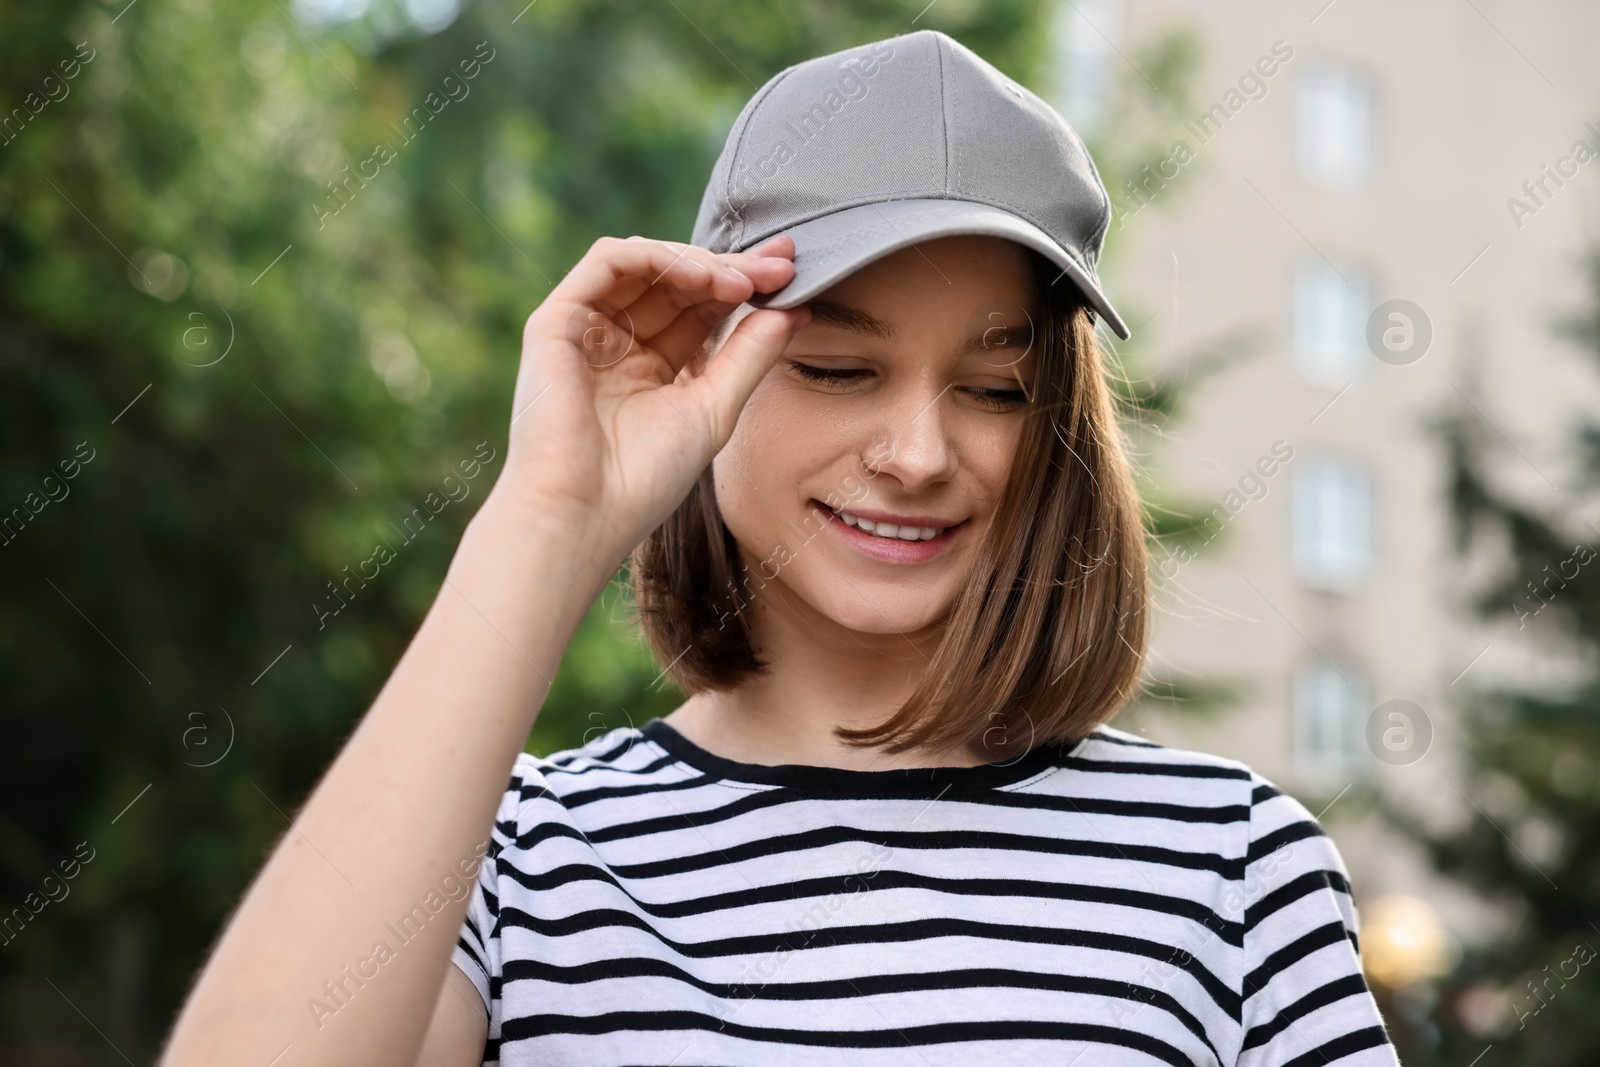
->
[804, 299, 898, 341]
[803, 298, 1034, 357]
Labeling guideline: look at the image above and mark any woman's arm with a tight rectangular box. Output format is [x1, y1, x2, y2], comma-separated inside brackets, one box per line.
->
[156, 235, 807, 1066]
[412, 964, 491, 1066]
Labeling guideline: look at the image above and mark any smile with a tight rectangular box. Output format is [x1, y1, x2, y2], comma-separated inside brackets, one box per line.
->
[836, 511, 946, 541]
[812, 501, 964, 565]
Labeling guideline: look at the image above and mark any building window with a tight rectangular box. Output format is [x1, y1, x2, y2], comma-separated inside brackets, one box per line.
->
[1293, 260, 1371, 383]
[1292, 457, 1373, 590]
[1292, 660, 1371, 783]
[1296, 64, 1373, 185]
[1050, 0, 1119, 141]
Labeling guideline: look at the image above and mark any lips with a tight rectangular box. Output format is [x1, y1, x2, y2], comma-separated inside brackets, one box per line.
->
[811, 500, 964, 564]
[836, 510, 945, 542]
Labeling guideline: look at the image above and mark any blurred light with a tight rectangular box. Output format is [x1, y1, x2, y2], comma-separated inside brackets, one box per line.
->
[240, 21, 289, 80]
[367, 331, 432, 403]
[1362, 894, 1459, 988]
[128, 248, 189, 302]
[404, 0, 462, 34]
[1050, 0, 1118, 140]
[292, 0, 375, 26]
[1455, 981, 1513, 1038]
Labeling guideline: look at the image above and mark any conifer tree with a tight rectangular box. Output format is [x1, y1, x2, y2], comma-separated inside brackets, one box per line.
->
[1395, 248, 1600, 1065]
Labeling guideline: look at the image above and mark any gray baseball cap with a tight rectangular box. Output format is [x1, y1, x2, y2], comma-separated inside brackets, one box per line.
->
[689, 28, 1130, 340]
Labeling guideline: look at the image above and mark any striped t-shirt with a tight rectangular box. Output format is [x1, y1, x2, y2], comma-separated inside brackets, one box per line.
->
[451, 718, 1398, 1066]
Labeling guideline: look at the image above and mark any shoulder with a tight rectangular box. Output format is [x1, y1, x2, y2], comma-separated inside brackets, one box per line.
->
[1070, 724, 1330, 817]
[1062, 725, 1345, 869]
[491, 724, 674, 821]
[1067, 722, 1258, 784]
[1062, 726, 1260, 809]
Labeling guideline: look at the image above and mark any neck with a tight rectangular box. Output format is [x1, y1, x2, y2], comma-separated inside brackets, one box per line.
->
[665, 575, 991, 771]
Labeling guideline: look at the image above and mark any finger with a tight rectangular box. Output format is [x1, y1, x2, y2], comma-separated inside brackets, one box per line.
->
[644, 242, 799, 366]
[599, 239, 793, 332]
[744, 234, 796, 258]
[610, 271, 745, 344]
[648, 298, 743, 368]
[683, 306, 810, 448]
[557, 236, 751, 313]
[716, 238, 798, 293]
[618, 245, 795, 343]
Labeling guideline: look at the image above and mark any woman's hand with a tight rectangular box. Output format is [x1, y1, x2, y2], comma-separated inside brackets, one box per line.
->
[488, 233, 808, 564]
[160, 235, 810, 1067]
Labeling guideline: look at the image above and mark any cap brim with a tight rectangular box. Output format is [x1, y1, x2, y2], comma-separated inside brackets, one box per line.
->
[743, 198, 1130, 341]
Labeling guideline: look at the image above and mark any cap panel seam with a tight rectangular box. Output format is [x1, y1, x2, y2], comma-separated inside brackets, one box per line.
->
[936, 33, 954, 196]
[1064, 121, 1112, 261]
[721, 64, 801, 249]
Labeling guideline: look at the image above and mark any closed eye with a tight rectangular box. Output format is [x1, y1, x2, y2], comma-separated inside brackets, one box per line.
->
[966, 386, 1029, 409]
[788, 362, 865, 384]
[788, 361, 1030, 409]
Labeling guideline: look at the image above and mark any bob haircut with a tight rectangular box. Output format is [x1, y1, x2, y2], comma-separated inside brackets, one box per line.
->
[629, 246, 1149, 760]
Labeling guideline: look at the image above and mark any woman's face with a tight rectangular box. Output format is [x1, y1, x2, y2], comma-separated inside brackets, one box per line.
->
[713, 233, 1038, 638]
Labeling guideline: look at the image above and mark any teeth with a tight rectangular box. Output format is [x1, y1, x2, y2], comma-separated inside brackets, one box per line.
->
[839, 511, 943, 541]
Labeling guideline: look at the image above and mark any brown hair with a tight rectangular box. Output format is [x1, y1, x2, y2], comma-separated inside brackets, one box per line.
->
[628, 248, 1149, 760]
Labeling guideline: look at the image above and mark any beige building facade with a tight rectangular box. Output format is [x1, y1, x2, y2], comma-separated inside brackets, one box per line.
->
[1049, 0, 1600, 953]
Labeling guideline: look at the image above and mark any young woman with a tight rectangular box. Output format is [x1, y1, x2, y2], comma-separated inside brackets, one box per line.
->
[160, 29, 1398, 1067]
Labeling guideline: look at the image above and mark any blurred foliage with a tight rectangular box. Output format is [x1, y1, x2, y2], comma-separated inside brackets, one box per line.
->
[0, 0, 1163, 1058]
[1383, 247, 1600, 1064]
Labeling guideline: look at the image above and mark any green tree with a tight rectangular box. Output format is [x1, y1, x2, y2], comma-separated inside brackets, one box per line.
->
[0, 1, 1068, 1058]
[1388, 249, 1600, 1064]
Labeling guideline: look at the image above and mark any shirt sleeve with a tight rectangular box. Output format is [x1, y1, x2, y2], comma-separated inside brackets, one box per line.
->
[1236, 772, 1400, 1066]
[450, 756, 530, 1030]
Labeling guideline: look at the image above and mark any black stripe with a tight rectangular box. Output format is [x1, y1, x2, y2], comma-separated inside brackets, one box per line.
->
[1278, 1025, 1393, 1066]
[497, 906, 1241, 1017]
[576, 777, 1248, 841]
[512, 780, 559, 805]
[499, 1008, 1201, 1064]
[1240, 974, 1372, 1050]
[640, 719, 1082, 795]
[1252, 781, 1282, 804]
[1246, 869, 1354, 932]
[500, 958, 1223, 1060]
[1247, 819, 1326, 865]
[500, 857, 1242, 944]
[600, 822, 1242, 879]
[1054, 754, 1253, 780]
[557, 770, 739, 810]
[1030, 790, 1248, 825]
[1244, 920, 1353, 995]
[543, 732, 642, 769]
[1088, 731, 1165, 749]
[454, 934, 488, 977]
[518, 807, 1243, 877]
[545, 747, 683, 780]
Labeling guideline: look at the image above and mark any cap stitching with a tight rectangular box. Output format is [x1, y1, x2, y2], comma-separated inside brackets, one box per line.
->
[743, 193, 1097, 277]
[1063, 121, 1112, 263]
[936, 33, 953, 196]
[720, 64, 801, 249]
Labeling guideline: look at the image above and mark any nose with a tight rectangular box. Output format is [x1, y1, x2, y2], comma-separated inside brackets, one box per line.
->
[867, 381, 959, 493]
